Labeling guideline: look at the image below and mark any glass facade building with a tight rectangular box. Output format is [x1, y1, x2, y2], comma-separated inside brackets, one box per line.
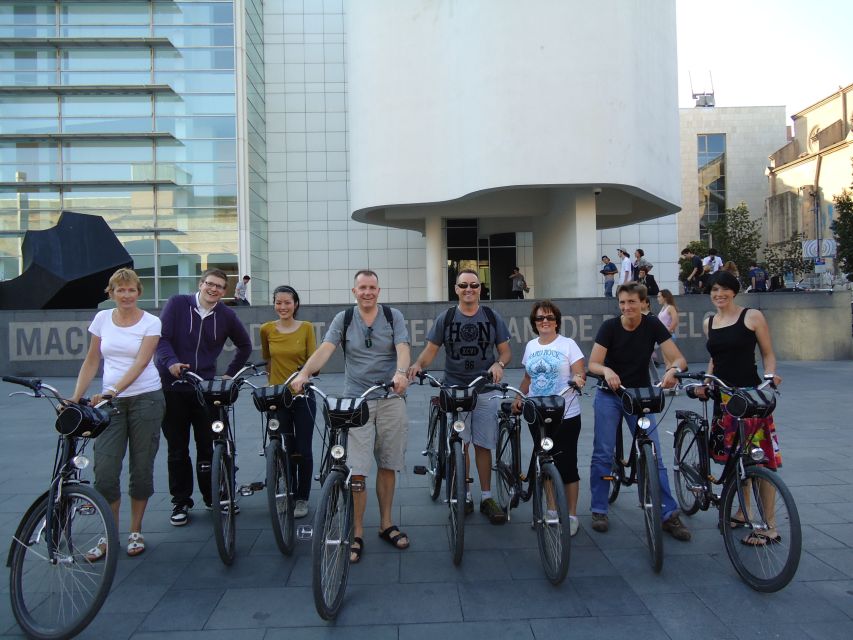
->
[697, 132, 726, 243]
[0, 0, 265, 306]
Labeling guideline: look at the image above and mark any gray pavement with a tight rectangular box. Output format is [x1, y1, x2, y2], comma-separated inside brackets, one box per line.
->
[1, 360, 852, 639]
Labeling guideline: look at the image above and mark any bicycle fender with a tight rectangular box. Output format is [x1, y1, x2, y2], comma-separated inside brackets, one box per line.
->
[6, 490, 49, 567]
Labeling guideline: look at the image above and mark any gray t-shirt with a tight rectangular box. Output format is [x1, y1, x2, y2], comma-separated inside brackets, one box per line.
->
[323, 305, 409, 396]
[426, 306, 511, 386]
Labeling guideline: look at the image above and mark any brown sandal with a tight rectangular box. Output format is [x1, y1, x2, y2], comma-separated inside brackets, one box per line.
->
[378, 525, 410, 550]
[350, 537, 364, 563]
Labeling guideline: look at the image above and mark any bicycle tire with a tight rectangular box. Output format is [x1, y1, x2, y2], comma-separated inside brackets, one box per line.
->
[312, 469, 353, 620]
[425, 405, 443, 501]
[533, 462, 571, 585]
[607, 456, 622, 504]
[639, 442, 664, 573]
[9, 484, 118, 640]
[447, 439, 466, 566]
[211, 442, 236, 565]
[720, 465, 801, 592]
[673, 422, 704, 516]
[494, 419, 516, 516]
[265, 438, 295, 556]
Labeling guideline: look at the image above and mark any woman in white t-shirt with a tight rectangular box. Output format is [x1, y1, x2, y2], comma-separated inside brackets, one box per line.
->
[72, 268, 165, 559]
[513, 300, 587, 536]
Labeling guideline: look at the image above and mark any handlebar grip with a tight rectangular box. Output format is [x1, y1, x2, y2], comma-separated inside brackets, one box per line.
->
[2, 375, 40, 390]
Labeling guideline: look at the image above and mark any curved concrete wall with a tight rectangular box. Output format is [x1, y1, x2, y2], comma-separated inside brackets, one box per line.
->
[347, 0, 680, 228]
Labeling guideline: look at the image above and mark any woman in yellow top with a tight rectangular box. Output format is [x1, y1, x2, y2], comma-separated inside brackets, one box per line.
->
[260, 285, 316, 518]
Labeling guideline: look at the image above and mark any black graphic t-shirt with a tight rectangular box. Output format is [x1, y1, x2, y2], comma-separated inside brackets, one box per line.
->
[427, 306, 511, 386]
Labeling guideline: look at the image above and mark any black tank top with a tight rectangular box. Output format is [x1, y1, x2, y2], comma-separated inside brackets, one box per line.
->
[706, 308, 760, 387]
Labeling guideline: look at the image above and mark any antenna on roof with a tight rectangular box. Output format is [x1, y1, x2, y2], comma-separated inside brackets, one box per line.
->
[690, 71, 715, 108]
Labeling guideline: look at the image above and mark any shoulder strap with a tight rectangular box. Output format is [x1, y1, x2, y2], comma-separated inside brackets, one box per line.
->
[482, 305, 497, 332]
[443, 306, 456, 344]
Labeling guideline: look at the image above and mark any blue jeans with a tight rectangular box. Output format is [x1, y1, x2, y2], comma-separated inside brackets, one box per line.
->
[604, 279, 614, 297]
[590, 389, 678, 520]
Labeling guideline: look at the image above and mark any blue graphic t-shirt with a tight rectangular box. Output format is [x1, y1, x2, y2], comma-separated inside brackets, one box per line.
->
[521, 335, 585, 418]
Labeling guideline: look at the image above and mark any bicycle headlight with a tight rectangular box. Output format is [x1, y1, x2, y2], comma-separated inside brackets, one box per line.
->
[750, 447, 765, 462]
[452, 420, 465, 433]
[540, 437, 554, 452]
[637, 417, 651, 430]
[268, 418, 280, 431]
[331, 445, 346, 460]
[72, 455, 90, 470]
[211, 420, 225, 434]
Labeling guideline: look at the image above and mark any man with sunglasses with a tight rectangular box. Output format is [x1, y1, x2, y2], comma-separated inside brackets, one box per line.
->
[291, 270, 411, 563]
[409, 269, 512, 524]
[156, 269, 252, 526]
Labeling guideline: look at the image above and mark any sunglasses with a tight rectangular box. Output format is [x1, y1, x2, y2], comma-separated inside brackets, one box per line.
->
[534, 315, 557, 323]
[202, 281, 226, 290]
[365, 326, 373, 348]
[456, 282, 481, 289]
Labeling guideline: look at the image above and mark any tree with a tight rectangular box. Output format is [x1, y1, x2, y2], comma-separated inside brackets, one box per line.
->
[764, 231, 814, 282]
[707, 203, 762, 280]
[831, 189, 853, 280]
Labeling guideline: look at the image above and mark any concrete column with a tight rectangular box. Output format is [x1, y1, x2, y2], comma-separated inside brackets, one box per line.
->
[532, 188, 599, 298]
[424, 216, 444, 301]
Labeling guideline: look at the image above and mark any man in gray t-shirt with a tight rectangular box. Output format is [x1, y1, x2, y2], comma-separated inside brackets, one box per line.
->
[409, 269, 511, 524]
[292, 270, 411, 561]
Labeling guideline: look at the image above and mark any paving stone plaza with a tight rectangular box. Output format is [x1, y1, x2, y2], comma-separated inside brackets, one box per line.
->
[1, 360, 852, 639]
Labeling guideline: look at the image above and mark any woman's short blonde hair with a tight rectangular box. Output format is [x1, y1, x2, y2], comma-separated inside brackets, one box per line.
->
[105, 268, 142, 296]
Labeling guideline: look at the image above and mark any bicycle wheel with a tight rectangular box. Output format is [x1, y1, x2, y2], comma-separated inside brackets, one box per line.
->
[639, 442, 664, 573]
[9, 484, 118, 640]
[532, 462, 571, 585]
[493, 419, 516, 515]
[211, 442, 236, 565]
[673, 422, 704, 516]
[607, 456, 622, 504]
[312, 469, 353, 620]
[265, 438, 295, 555]
[425, 405, 443, 501]
[720, 465, 801, 592]
[447, 439, 466, 566]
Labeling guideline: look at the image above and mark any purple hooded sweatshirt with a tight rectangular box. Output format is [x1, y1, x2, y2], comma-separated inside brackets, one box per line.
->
[156, 293, 253, 387]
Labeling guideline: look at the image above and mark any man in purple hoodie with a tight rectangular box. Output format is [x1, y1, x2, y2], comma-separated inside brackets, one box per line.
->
[156, 269, 252, 526]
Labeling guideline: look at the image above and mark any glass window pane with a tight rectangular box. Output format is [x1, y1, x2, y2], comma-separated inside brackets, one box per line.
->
[70, 208, 154, 229]
[155, 48, 235, 71]
[0, 3, 56, 25]
[61, 48, 151, 72]
[707, 134, 726, 153]
[153, 26, 234, 47]
[0, 208, 60, 231]
[156, 162, 235, 185]
[61, 117, 153, 134]
[157, 207, 237, 231]
[154, 2, 234, 25]
[0, 118, 58, 135]
[63, 186, 155, 210]
[62, 95, 153, 117]
[153, 70, 235, 93]
[0, 49, 56, 72]
[0, 164, 58, 182]
[64, 163, 155, 182]
[156, 93, 235, 116]
[157, 276, 202, 299]
[60, 25, 151, 37]
[156, 139, 235, 163]
[0, 188, 59, 210]
[0, 96, 57, 117]
[61, 2, 151, 25]
[64, 141, 153, 163]
[0, 71, 56, 85]
[155, 116, 235, 138]
[0, 142, 58, 164]
[157, 185, 236, 208]
[60, 71, 152, 85]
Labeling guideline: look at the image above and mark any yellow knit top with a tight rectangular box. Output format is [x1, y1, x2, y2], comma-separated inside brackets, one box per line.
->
[259, 320, 316, 385]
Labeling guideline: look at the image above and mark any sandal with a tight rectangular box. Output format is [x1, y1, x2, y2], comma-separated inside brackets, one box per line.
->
[127, 532, 145, 557]
[729, 515, 747, 528]
[378, 525, 410, 550]
[350, 537, 363, 564]
[85, 537, 107, 562]
[741, 532, 782, 546]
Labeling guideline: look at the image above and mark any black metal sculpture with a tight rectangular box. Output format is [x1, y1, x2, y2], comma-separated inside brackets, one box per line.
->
[0, 211, 132, 310]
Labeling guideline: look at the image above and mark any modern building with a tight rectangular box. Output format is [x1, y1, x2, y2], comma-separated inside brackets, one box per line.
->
[766, 83, 853, 272]
[1, 0, 681, 307]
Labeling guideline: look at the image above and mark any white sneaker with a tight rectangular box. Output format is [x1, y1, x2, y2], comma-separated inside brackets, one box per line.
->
[294, 500, 309, 519]
[569, 515, 579, 537]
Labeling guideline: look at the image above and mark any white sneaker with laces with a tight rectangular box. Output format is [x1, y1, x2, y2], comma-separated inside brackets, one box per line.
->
[569, 515, 579, 537]
[294, 500, 309, 519]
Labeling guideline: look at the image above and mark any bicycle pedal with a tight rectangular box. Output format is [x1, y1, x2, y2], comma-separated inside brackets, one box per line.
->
[707, 475, 718, 483]
[413, 465, 427, 475]
[239, 485, 254, 497]
[258, 450, 265, 456]
[519, 474, 527, 482]
[249, 481, 265, 492]
[296, 525, 313, 540]
[465, 477, 474, 484]
[601, 475, 616, 481]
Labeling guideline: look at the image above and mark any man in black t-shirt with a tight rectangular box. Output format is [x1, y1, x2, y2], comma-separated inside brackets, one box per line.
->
[587, 282, 692, 541]
[681, 248, 704, 293]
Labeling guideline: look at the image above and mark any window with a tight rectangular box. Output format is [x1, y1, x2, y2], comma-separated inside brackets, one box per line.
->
[697, 133, 726, 243]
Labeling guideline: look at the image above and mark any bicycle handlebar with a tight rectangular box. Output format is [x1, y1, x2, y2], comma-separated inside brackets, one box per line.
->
[415, 371, 491, 391]
[675, 371, 776, 393]
[304, 380, 395, 402]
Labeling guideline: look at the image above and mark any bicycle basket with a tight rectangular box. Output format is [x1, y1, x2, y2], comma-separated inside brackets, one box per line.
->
[55, 402, 111, 438]
[439, 386, 477, 413]
[521, 395, 565, 426]
[621, 387, 665, 416]
[200, 379, 240, 406]
[325, 397, 369, 428]
[252, 384, 286, 412]
[724, 387, 776, 419]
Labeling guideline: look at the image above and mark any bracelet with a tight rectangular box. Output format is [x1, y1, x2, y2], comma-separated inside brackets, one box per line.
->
[396, 368, 407, 375]
[496, 361, 505, 368]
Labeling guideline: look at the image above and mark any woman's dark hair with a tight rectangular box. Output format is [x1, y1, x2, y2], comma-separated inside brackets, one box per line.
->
[710, 270, 740, 294]
[528, 299, 562, 335]
[273, 285, 301, 316]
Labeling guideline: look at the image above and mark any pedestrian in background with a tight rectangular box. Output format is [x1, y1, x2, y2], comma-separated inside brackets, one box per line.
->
[600, 256, 618, 297]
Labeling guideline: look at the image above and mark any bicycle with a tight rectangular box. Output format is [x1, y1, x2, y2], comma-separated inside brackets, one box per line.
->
[590, 373, 668, 573]
[248, 370, 301, 556]
[176, 362, 263, 566]
[489, 381, 580, 584]
[301, 379, 394, 620]
[3, 375, 119, 640]
[412, 372, 488, 566]
[672, 372, 801, 591]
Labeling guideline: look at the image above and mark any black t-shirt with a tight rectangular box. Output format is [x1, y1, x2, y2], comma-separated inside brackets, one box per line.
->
[595, 315, 672, 387]
[690, 256, 702, 275]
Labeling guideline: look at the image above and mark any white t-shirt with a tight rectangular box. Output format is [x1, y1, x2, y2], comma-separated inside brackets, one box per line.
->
[89, 309, 162, 397]
[521, 334, 585, 419]
[702, 255, 723, 273]
[620, 256, 632, 282]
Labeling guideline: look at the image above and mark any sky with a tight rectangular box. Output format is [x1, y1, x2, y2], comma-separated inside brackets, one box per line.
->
[676, 0, 853, 120]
